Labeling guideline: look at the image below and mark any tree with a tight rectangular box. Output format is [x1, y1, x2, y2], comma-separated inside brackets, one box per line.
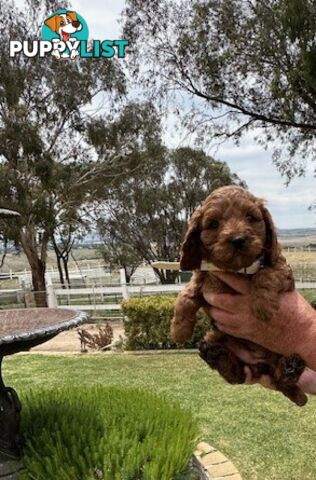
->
[98, 241, 143, 284]
[0, 0, 125, 304]
[123, 0, 316, 180]
[97, 146, 245, 284]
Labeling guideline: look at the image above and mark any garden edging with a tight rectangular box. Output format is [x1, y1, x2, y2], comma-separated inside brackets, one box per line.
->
[194, 441, 242, 480]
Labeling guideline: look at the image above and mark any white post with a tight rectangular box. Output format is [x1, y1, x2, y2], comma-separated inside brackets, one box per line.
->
[46, 274, 58, 308]
[120, 268, 129, 299]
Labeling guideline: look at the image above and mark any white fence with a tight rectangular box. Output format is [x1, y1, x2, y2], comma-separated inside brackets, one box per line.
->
[51, 273, 316, 316]
[0, 268, 315, 317]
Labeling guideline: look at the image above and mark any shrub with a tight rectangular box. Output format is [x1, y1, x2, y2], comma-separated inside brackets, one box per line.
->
[78, 323, 114, 352]
[19, 387, 199, 480]
[122, 295, 210, 350]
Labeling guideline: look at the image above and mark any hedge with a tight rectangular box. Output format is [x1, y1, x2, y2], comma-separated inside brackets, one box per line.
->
[122, 295, 210, 350]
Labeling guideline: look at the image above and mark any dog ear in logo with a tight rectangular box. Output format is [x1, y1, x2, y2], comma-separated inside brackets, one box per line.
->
[44, 15, 57, 32]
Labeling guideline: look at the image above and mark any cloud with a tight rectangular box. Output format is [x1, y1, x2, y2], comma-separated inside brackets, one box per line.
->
[73, 0, 125, 38]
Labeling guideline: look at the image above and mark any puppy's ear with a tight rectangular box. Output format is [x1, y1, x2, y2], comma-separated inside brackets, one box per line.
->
[66, 11, 78, 22]
[44, 15, 57, 32]
[260, 204, 279, 265]
[180, 208, 203, 271]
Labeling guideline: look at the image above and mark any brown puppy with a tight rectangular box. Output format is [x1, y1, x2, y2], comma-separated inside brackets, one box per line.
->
[171, 185, 307, 406]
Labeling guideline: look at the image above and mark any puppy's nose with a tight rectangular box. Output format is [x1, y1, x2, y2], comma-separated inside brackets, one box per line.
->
[230, 235, 247, 249]
[72, 21, 81, 28]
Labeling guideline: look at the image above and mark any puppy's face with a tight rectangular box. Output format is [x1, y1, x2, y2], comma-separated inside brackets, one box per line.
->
[180, 186, 278, 271]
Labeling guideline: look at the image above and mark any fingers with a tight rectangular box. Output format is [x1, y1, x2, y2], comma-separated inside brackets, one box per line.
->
[212, 271, 251, 294]
[209, 307, 238, 329]
[297, 367, 316, 394]
[202, 291, 241, 312]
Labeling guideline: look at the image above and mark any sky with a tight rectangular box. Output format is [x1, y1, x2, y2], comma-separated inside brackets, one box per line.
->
[15, 0, 316, 229]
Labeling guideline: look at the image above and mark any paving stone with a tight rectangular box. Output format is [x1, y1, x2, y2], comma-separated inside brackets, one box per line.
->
[200, 451, 228, 466]
[207, 461, 238, 477]
[214, 475, 242, 480]
[197, 441, 217, 455]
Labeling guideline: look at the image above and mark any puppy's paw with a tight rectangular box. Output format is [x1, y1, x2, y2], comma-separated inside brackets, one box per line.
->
[198, 340, 246, 384]
[278, 354, 306, 384]
[170, 317, 194, 344]
[198, 341, 226, 365]
[70, 50, 79, 60]
[52, 50, 61, 59]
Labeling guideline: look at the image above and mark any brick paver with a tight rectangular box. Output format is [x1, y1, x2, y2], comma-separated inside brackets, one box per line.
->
[194, 441, 242, 480]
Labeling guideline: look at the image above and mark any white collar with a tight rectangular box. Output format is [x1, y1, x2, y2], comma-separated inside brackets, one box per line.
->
[151, 258, 263, 275]
[200, 258, 263, 275]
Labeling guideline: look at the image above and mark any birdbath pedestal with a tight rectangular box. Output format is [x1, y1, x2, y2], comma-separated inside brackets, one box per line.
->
[0, 308, 88, 479]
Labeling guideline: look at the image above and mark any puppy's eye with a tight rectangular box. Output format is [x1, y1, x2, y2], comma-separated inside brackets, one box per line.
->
[207, 219, 219, 229]
[60, 20, 65, 25]
[246, 213, 259, 222]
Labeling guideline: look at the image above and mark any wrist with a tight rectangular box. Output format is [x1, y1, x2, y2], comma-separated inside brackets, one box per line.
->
[287, 294, 316, 370]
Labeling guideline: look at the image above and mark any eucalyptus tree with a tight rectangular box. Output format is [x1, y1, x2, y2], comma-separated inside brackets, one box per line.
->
[0, 0, 125, 304]
[123, 0, 316, 180]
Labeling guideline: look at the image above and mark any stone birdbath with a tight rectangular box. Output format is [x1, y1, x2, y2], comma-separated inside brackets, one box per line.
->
[0, 308, 89, 479]
[0, 207, 89, 478]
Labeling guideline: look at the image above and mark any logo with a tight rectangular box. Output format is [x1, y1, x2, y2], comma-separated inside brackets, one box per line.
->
[9, 10, 129, 60]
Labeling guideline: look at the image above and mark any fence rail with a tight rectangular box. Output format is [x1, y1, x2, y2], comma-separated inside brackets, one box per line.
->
[0, 270, 315, 316]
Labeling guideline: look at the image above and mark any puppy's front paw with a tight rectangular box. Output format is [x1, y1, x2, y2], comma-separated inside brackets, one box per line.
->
[52, 50, 61, 59]
[170, 317, 195, 344]
[70, 50, 79, 60]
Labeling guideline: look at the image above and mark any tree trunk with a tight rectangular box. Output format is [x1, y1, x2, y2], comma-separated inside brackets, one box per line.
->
[56, 253, 65, 288]
[30, 258, 47, 307]
[20, 229, 48, 307]
[153, 268, 178, 284]
[62, 256, 71, 288]
[52, 237, 66, 288]
[165, 269, 178, 284]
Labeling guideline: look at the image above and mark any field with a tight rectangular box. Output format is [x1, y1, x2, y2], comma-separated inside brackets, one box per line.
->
[0, 248, 103, 274]
[6, 352, 316, 480]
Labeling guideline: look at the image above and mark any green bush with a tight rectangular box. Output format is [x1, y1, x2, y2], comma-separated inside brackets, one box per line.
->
[122, 295, 210, 350]
[19, 387, 199, 480]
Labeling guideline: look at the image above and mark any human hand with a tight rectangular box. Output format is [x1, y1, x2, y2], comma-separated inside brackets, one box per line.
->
[221, 337, 316, 395]
[244, 365, 316, 395]
[202, 271, 316, 371]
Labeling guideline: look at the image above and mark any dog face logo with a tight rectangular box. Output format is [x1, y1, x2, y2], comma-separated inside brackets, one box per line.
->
[44, 12, 82, 42]
[42, 10, 88, 60]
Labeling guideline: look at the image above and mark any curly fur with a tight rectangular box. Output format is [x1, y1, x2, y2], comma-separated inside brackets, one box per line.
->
[171, 186, 307, 406]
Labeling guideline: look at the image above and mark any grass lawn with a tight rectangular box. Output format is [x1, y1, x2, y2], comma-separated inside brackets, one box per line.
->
[4, 353, 316, 480]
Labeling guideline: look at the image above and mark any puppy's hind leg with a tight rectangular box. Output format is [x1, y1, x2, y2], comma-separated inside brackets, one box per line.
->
[199, 331, 246, 385]
[273, 354, 307, 406]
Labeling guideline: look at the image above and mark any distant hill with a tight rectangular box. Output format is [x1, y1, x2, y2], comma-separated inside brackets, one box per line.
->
[278, 228, 316, 247]
[278, 228, 316, 238]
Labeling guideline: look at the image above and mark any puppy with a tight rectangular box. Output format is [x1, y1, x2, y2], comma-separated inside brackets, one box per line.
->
[44, 11, 82, 59]
[171, 185, 307, 406]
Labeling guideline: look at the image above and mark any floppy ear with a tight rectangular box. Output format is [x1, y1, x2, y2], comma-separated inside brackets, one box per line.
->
[260, 204, 279, 266]
[44, 15, 58, 32]
[180, 208, 203, 271]
[66, 11, 78, 22]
